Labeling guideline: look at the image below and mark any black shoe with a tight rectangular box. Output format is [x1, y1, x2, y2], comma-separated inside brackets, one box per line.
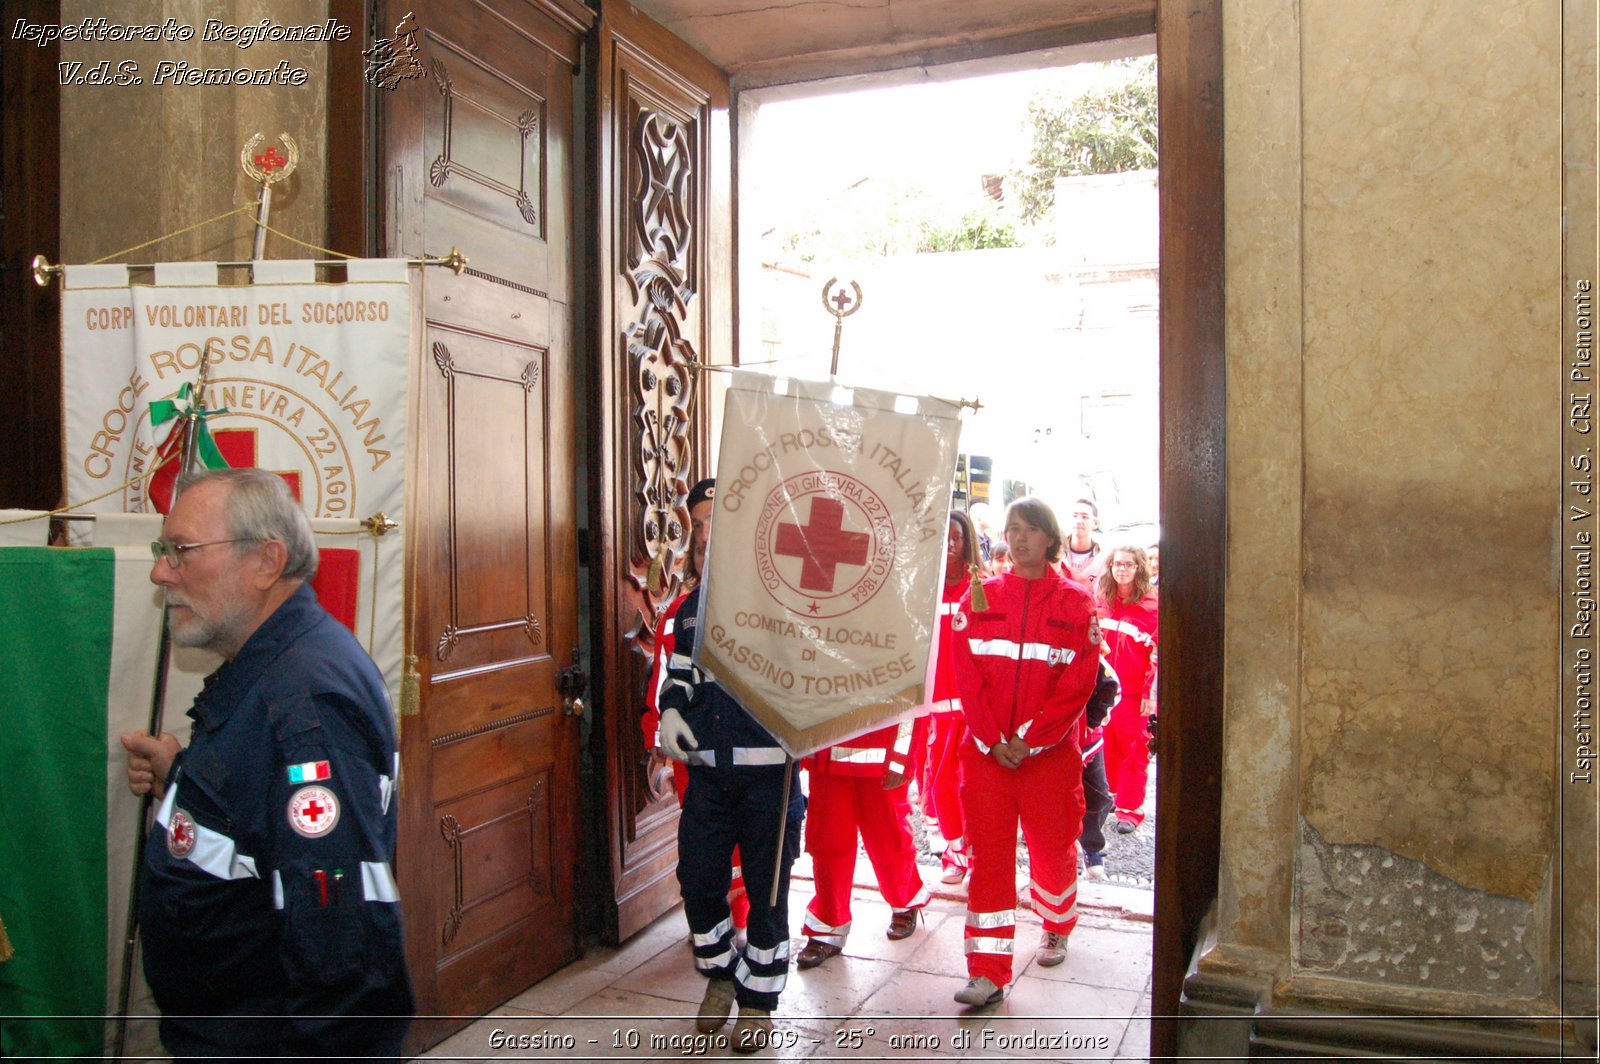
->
[796, 939, 842, 969]
[886, 908, 921, 940]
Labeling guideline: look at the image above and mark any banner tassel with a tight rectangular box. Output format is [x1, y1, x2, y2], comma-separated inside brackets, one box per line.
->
[969, 564, 989, 612]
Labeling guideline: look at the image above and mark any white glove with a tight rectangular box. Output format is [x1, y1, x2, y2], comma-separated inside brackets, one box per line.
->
[658, 707, 699, 762]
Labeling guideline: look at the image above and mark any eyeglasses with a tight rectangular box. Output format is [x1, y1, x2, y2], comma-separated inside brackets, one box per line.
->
[149, 538, 254, 567]
[1110, 561, 1139, 570]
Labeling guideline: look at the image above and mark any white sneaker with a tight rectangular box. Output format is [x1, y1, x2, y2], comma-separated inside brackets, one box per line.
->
[1035, 931, 1068, 967]
[1084, 863, 1106, 881]
[953, 975, 1004, 1006]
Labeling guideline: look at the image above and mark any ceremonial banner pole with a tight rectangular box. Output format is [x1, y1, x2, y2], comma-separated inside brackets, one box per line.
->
[767, 279, 861, 906]
[111, 354, 215, 1061]
[111, 131, 285, 1057]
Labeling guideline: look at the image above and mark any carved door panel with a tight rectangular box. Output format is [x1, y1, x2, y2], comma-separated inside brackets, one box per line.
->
[592, 2, 733, 943]
[379, 0, 593, 1050]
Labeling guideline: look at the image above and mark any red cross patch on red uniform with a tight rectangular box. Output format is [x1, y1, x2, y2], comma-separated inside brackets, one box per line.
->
[167, 808, 197, 858]
[287, 785, 341, 838]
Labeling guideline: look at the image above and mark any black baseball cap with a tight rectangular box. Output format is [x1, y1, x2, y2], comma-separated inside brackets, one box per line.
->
[687, 478, 716, 509]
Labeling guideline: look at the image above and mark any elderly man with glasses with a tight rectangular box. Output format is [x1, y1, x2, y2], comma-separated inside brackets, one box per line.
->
[121, 467, 414, 1061]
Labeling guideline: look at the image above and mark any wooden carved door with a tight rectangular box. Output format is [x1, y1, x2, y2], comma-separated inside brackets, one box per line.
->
[379, 0, 593, 1049]
[592, 2, 733, 943]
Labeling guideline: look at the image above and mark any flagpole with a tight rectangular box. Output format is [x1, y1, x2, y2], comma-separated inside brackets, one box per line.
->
[111, 356, 213, 1061]
[768, 755, 795, 908]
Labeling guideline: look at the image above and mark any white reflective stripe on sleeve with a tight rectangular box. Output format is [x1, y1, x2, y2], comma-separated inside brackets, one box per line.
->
[930, 698, 962, 713]
[732, 747, 788, 766]
[154, 777, 180, 827]
[969, 638, 1021, 659]
[668, 652, 696, 671]
[939, 601, 960, 615]
[693, 917, 734, 947]
[273, 870, 285, 910]
[162, 780, 257, 881]
[964, 936, 1015, 955]
[829, 745, 887, 765]
[1101, 617, 1156, 648]
[743, 939, 790, 966]
[970, 733, 993, 755]
[362, 861, 400, 902]
[966, 909, 1016, 930]
[892, 720, 914, 758]
[685, 750, 717, 767]
[379, 774, 394, 816]
[734, 959, 787, 993]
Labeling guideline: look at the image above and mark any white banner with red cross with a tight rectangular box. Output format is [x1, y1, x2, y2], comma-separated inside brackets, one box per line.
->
[59, 260, 411, 706]
[698, 371, 962, 758]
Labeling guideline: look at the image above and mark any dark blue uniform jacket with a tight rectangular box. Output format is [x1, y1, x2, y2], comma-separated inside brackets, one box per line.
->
[138, 582, 413, 1057]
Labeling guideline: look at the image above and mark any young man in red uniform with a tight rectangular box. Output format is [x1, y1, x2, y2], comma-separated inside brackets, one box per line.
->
[794, 717, 930, 968]
[950, 497, 1100, 1007]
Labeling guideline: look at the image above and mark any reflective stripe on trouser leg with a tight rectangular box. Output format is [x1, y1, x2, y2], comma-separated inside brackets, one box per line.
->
[801, 910, 850, 947]
[1016, 742, 1085, 937]
[963, 908, 1016, 987]
[730, 763, 805, 1011]
[679, 766, 739, 979]
[957, 744, 1023, 987]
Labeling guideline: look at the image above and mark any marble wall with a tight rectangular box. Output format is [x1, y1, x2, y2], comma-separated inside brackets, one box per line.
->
[1214, 0, 1592, 1017]
[59, 0, 336, 264]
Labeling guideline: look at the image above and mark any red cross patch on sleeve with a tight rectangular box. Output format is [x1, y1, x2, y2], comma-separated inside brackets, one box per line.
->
[287, 785, 341, 838]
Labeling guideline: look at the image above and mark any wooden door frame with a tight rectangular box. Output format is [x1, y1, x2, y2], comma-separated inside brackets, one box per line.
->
[1151, 0, 1224, 1055]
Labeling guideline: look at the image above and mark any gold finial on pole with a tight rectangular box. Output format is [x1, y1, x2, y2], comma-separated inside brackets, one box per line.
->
[820, 277, 864, 378]
[240, 133, 299, 261]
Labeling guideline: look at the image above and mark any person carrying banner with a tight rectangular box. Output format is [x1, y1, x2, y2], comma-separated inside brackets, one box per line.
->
[657, 583, 806, 1051]
[641, 479, 752, 934]
[795, 715, 931, 968]
[119, 468, 413, 1060]
[949, 496, 1100, 1007]
[923, 509, 982, 885]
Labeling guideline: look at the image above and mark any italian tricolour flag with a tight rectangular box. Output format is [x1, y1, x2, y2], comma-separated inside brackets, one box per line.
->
[0, 546, 180, 1058]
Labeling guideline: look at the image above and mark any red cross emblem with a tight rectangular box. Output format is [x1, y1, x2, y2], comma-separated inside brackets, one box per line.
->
[754, 471, 896, 620]
[775, 497, 871, 592]
[167, 808, 197, 858]
[287, 785, 341, 838]
[254, 147, 289, 174]
[148, 422, 303, 514]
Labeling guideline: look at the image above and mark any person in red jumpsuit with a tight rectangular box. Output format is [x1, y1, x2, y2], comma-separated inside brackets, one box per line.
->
[795, 717, 930, 968]
[1095, 545, 1159, 831]
[950, 497, 1100, 1007]
[923, 510, 982, 884]
[640, 479, 751, 932]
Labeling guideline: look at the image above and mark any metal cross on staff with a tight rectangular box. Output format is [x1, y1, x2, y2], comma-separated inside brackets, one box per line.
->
[240, 132, 299, 261]
[821, 277, 864, 377]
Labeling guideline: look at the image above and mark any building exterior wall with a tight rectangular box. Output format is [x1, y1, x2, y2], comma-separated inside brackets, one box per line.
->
[1209, 0, 1594, 1033]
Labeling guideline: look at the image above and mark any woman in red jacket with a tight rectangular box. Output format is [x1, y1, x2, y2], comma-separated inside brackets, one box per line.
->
[950, 497, 1100, 1007]
[1096, 546, 1158, 831]
[922, 509, 982, 885]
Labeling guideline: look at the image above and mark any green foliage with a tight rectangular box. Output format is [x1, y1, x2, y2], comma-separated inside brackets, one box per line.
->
[918, 204, 1018, 254]
[776, 179, 1019, 262]
[1008, 56, 1158, 225]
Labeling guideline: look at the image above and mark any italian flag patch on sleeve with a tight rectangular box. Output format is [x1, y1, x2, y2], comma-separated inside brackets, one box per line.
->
[287, 760, 332, 784]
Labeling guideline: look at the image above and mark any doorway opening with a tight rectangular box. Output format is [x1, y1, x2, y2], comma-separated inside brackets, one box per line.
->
[732, 35, 1163, 1043]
